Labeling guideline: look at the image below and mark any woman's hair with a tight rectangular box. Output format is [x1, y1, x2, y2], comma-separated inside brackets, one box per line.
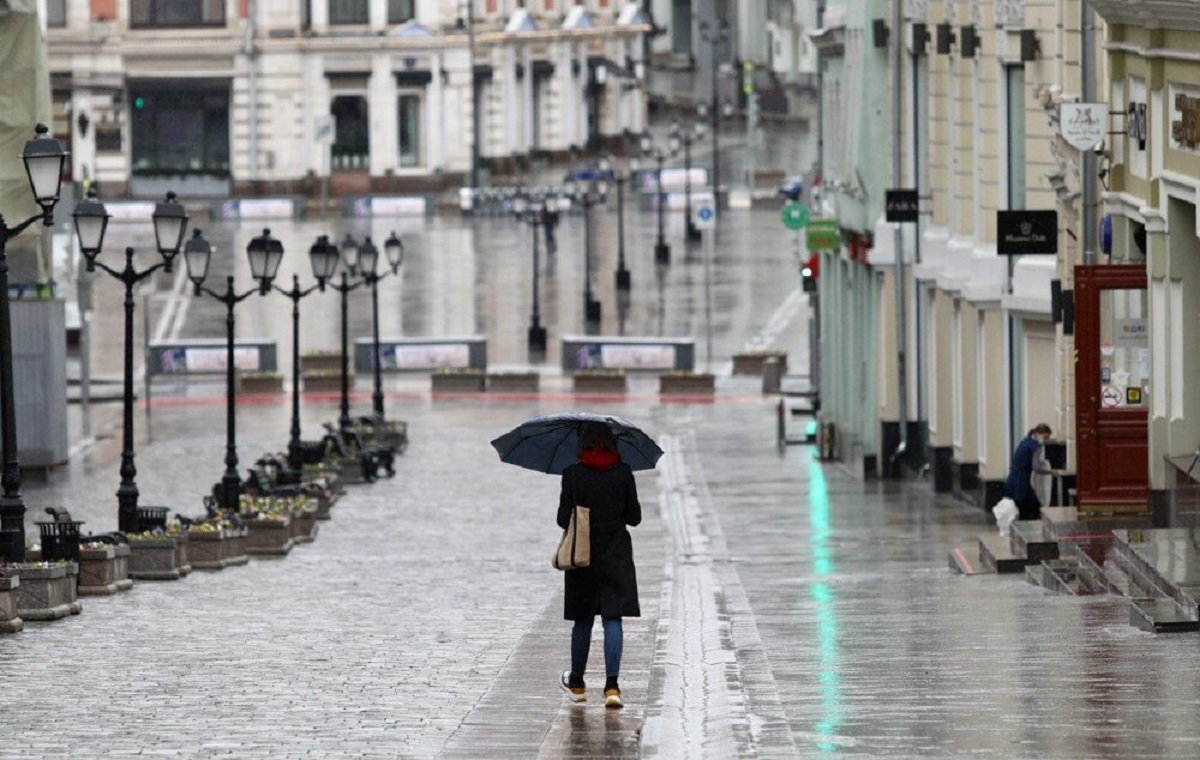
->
[1029, 423, 1052, 437]
[580, 422, 618, 453]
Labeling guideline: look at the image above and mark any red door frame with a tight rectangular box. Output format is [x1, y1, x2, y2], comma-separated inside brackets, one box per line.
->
[1074, 265, 1149, 507]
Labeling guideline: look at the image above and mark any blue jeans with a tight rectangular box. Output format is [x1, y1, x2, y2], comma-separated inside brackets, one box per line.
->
[570, 617, 623, 679]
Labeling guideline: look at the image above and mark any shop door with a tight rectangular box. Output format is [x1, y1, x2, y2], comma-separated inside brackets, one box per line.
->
[1074, 265, 1149, 507]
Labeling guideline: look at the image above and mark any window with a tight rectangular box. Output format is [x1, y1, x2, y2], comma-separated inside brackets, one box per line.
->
[388, 0, 414, 24]
[1005, 66, 1026, 210]
[331, 95, 369, 169]
[329, 0, 368, 24]
[130, 0, 224, 27]
[130, 89, 230, 175]
[96, 124, 123, 153]
[398, 94, 421, 167]
[47, 0, 67, 27]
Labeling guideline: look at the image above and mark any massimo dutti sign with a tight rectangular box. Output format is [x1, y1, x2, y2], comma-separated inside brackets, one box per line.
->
[997, 210, 1058, 255]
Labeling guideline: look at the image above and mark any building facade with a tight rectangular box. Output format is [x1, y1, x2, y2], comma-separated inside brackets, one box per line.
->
[44, 0, 650, 198]
[815, 0, 1107, 511]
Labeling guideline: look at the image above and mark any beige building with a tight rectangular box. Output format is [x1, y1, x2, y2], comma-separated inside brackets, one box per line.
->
[43, 0, 650, 198]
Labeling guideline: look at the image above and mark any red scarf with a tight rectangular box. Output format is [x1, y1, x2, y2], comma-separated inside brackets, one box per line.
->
[580, 447, 620, 472]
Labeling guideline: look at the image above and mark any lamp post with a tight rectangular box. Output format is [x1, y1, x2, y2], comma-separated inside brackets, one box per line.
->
[614, 155, 638, 291]
[183, 228, 284, 512]
[275, 235, 339, 470]
[669, 115, 706, 243]
[358, 233, 404, 419]
[640, 131, 670, 264]
[565, 173, 607, 326]
[72, 189, 188, 533]
[330, 233, 365, 433]
[700, 19, 731, 210]
[513, 192, 548, 352]
[0, 124, 67, 562]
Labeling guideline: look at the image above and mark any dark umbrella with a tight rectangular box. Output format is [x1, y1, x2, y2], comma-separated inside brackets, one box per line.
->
[490, 412, 663, 475]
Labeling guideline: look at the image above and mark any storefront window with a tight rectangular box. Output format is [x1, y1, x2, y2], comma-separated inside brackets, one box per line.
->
[130, 89, 230, 175]
[398, 94, 421, 167]
[1098, 288, 1149, 410]
[47, 0, 67, 27]
[329, 0, 368, 24]
[130, 0, 224, 27]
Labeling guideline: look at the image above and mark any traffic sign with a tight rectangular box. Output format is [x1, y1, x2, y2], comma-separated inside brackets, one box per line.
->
[694, 203, 716, 230]
[781, 202, 810, 230]
[806, 219, 840, 251]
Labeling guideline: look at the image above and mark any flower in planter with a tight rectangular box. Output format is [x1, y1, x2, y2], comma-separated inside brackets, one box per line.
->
[126, 530, 169, 542]
[81, 541, 110, 552]
[435, 367, 483, 375]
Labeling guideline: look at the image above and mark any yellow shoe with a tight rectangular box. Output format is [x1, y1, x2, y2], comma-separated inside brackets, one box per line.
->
[604, 687, 623, 709]
[560, 670, 586, 703]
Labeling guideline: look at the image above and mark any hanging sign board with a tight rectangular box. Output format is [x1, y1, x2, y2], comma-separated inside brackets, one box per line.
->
[781, 201, 810, 230]
[997, 210, 1058, 255]
[885, 189, 919, 223]
[806, 219, 840, 251]
[1059, 102, 1107, 151]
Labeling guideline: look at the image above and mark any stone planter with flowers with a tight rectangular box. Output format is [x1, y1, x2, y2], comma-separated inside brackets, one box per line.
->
[77, 542, 134, 595]
[0, 574, 22, 633]
[302, 369, 343, 393]
[10, 561, 82, 620]
[290, 503, 320, 544]
[659, 371, 716, 397]
[127, 533, 185, 580]
[573, 369, 628, 394]
[185, 522, 248, 570]
[243, 513, 294, 555]
[432, 367, 485, 393]
[732, 350, 787, 376]
[487, 371, 540, 393]
[301, 350, 342, 373]
[238, 371, 284, 395]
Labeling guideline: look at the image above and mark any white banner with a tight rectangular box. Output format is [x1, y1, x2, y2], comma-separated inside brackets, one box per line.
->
[599, 345, 676, 370]
[388, 344, 470, 370]
[185, 347, 261, 372]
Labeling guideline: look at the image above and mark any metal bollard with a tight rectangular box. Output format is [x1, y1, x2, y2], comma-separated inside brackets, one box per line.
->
[762, 357, 783, 394]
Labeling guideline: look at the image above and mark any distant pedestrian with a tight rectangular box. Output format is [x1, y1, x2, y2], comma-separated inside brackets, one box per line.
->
[557, 422, 641, 709]
[542, 204, 559, 252]
[1004, 423, 1055, 520]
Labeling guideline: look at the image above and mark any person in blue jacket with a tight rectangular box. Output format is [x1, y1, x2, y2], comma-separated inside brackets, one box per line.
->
[1005, 423, 1055, 520]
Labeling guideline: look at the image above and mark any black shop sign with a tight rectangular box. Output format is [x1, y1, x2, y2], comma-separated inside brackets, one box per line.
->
[997, 210, 1058, 255]
[885, 189, 919, 223]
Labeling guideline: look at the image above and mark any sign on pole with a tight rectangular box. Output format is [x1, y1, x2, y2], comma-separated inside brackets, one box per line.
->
[885, 189, 919, 223]
[997, 210, 1058, 255]
[806, 219, 840, 251]
[1059, 102, 1107, 151]
[781, 201, 810, 230]
[693, 203, 716, 230]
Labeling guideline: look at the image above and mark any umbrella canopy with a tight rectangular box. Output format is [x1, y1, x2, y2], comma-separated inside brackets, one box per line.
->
[490, 412, 663, 475]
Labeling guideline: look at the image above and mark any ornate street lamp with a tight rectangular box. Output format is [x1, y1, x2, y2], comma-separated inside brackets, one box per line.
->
[700, 18, 731, 211]
[275, 235, 339, 471]
[184, 228, 282, 512]
[640, 130, 671, 265]
[566, 172, 607, 326]
[73, 189, 189, 534]
[360, 234, 404, 419]
[669, 114, 706, 243]
[613, 152, 638, 291]
[513, 192, 548, 352]
[0, 124, 67, 562]
[329, 235, 366, 433]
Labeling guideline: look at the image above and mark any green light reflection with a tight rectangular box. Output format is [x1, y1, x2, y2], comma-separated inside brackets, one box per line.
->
[808, 456, 842, 752]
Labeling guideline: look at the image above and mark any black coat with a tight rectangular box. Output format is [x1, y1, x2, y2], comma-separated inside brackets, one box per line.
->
[557, 462, 642, 621]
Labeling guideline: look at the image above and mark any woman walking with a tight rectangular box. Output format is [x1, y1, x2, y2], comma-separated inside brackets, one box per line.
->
[558, 422, 642, 709]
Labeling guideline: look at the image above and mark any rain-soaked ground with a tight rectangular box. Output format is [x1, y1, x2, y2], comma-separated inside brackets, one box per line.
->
[5, 124, 1200, 757]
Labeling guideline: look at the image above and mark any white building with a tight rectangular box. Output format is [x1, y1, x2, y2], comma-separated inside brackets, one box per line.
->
[44, 0, 650, 198]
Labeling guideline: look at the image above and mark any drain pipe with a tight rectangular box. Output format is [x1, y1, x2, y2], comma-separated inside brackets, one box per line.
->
[245, 0, 259, 182]
[891, 0, 909, 466]
[1081, 0, 1097, 266]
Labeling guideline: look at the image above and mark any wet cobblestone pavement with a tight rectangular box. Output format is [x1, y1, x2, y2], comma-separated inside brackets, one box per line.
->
[6, 196, 1200, 757]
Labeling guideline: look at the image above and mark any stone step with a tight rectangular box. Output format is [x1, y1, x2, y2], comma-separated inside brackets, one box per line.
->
[948, 543, 989, 575]
[1010, 520, 1060, 563]
[1111, 529, 1200, 621]
[1129, 598, 1200, 634]
[1026, 558, 1089, 595]
[978, 534, 1034, 574]
[1069, 543, 1145, 599]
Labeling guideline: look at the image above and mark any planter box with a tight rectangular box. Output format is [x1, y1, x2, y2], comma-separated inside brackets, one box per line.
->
[659, 373, 716, 396]
[128, 536, 184, 580]
[732, 351, 787, 376]
[301, 353, 342, 372]
[224, 526, 250, 566]
[244, 515, 294, 556]
[487, 372, 540, 393]
[187, 530, 229, 570]
[239, 374, 284, 394]
[172, 532, 192, 577]
[339, 457, 368, 485]
[77, 545, 134, 595]
[13, 563, 82, 620]
[302, 372, 343, 393]
[313, 489, 335, 520]
[0, 577, 22, 633]
[573, 373, 628, 394]
[290, 507, 319, 544]
[432, 372, 485, 393]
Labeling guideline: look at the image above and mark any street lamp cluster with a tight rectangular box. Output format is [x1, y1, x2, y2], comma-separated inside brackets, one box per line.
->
[72, 184, 405, 525]
[511, 191, 549, 353]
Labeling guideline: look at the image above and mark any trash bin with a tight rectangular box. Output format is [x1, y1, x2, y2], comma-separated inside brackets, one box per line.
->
[37, 520, 83, 562]
[135, 506, 169, 532]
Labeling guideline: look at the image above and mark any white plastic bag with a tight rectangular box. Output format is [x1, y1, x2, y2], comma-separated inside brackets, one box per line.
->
[992, 497, 1019, 537]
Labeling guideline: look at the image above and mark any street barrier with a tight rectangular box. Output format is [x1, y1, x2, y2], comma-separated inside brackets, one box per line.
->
[353, 336, 487, 373]
[147, 339, 278, 376]
[561, 336, 694, 373]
